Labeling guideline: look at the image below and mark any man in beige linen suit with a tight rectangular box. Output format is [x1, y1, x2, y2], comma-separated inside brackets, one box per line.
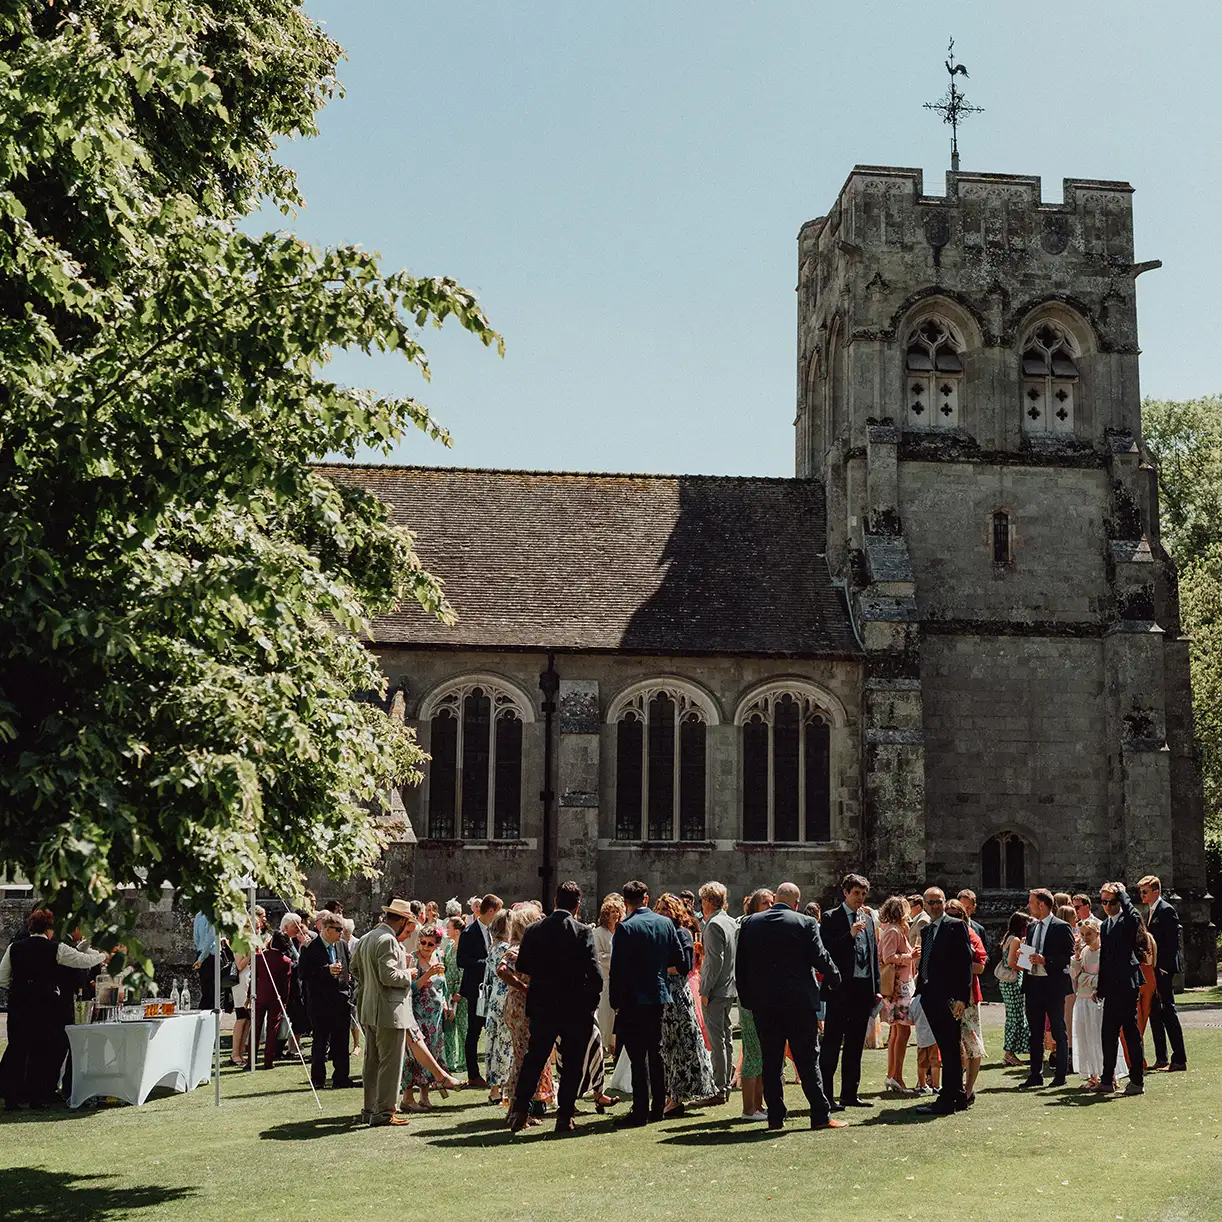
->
[350, 898, 422, 1127]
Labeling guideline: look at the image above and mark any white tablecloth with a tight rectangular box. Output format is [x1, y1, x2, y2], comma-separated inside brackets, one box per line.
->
[66, 1011, 216, 1108]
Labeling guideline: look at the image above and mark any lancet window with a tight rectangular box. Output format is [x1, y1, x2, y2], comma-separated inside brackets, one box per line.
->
[905, 317, 963, 429]
[1021, 322, 1078, 435]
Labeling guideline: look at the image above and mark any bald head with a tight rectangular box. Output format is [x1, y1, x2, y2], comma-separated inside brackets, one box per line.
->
[923, 887, 946, 919]
[775, 882, 801, 910]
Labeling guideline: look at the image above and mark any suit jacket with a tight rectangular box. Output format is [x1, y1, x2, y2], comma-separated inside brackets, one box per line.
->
[299, 934, 352, 1020]
[1145, 897, 1183, 976]
[820, 903, 881, 996]
[736, 902, 841, 1013]
[699, 909, 738, 1000]
[1098, 891, 1145, 997]
[349, 922, 414, 1029]
[914, 915, 973, 1009]
[515, 908, 602, 1022]
[456, 919, 490, 1003]
[1020, 915, 1075, 997]
[608, 906, 686, 1011]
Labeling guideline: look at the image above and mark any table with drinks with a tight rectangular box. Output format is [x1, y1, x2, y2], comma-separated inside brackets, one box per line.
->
[66, 979, 216, 1108]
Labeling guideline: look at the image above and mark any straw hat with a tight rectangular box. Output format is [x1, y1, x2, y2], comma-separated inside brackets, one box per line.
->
[382, 898, 413, 919]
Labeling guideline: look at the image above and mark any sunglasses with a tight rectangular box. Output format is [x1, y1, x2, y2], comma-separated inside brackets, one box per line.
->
[1101, 898, 1121, 907]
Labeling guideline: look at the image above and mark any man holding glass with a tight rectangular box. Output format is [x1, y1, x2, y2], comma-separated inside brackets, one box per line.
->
[300, 911, 354, 1089]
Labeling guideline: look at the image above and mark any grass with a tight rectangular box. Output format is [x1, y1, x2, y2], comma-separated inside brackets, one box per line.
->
[2, 1026, 1221, 1222]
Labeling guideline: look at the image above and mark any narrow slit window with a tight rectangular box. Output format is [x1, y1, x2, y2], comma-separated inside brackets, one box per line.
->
[992, 510, 1012, 566]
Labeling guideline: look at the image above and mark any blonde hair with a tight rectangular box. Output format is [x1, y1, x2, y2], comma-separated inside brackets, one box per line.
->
[698, 881, 728, 909]
[879, 895, 908, 927]
[489, 911, 511, 942]
[598, 893, 626, 929]
[510, 904, 542, 942]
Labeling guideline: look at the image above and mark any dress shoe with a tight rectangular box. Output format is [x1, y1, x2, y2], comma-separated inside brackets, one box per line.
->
[767, 1119, 785, 1131]
[1150, 1059, 1170, 1071]
[811, 1117, 847, 1130]
[914, 1102, 957, 1116]
[1018, 1076, 1044, 1089]
[662, 1103, 686, 1119]
[553, 1117, 577, 1134]
[467, 1076, 489, 1090]
[1090, 1079, 1118, 1093]
[1167, 1061, 1187, 1073]
[1124, 1080, 1145, 1095]
[1048, 1076, 1068, 1088]
[506, 1109, 529, 1133]
[614, 1113, 650, 1128]
[828, 1102, 846, 1113]
[370, 1113, 411, 1127]
[840, 1098, 873, 1108]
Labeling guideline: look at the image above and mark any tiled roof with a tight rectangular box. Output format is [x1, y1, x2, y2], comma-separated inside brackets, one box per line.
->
[317, 464, 859, 657]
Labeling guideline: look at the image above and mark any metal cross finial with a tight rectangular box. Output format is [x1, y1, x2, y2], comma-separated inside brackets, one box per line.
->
[924, 37, 983, 173]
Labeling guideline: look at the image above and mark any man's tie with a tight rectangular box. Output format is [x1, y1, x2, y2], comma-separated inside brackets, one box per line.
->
[920, 922, 936, 980]
[1033, 919, 1044, 953]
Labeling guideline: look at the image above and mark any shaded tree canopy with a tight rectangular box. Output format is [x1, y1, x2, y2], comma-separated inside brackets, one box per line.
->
[0, 0, 500, 968]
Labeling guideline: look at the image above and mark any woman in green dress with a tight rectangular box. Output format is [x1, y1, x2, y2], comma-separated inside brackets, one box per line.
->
[735, 888, 773, 1119]
[441, 915, 467, 1073]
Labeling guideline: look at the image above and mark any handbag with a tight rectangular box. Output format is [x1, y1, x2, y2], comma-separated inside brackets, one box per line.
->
[218, 943, 240, 987]
[880, 962, 897, 998]
[475, 980, 488, 1018]
[994, 936, 1019, 983]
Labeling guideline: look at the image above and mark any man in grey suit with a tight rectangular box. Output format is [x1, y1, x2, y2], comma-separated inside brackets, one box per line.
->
[349, 898, 421, 1127]
[698, 880, 738, 1103]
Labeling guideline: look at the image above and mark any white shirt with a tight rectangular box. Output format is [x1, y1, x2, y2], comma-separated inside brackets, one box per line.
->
[1028, 917, 1049, 976]
[0, 933, 107, 989]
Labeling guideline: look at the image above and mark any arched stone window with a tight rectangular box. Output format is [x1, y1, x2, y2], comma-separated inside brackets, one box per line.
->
[981, 830, 1029, 890]
[422, 678, 532, 840]
[1021, 321, 1079, 435]
[736, 683, 838, 843]
[905, 317, 963, 430]
[611, 680, 715, 842]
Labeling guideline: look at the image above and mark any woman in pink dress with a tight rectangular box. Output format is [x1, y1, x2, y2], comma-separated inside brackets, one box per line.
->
[878, 895, 917, 1092]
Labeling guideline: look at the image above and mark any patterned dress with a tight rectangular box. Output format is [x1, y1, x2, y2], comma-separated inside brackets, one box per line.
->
[441, 936, 467, 1072]
[402, 951, 448, 1089]
[738, 1007, 763, 1079]
[660, 973, 715, 1101]
[483, 941, 514, 1087]
[999, 937, 1029, 1055]
[501, 944, 554, 1104]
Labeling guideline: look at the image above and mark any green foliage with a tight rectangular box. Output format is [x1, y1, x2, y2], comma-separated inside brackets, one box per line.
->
[0, 0, 501, 969]
[1144, 396, 1222, 840]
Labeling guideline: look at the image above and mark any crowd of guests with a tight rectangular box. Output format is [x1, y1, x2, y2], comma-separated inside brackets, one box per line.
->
[0, 870, 1191, 1127]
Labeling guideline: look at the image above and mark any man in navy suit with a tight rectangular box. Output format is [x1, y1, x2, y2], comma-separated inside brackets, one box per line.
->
[1096, 881, 1146, 1095]
[737, 882, 844, 1130]
[457, 893, 502, 1087]
[609, 879, 687, 1126]
[819, 872, 881, 1110]
[298, 911, 354, 1088]
[1138, 874, 1187, 1071]
[1019, 886, 1075, 1087]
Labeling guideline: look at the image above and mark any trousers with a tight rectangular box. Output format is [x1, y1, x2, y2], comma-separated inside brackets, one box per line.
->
[465, 1011, 486, 1080]
[1102, 986, 1143, 1088]
[819, 978, 873, 1103]
[754, 1004, 829, 1125]
[1024, 980, 1069, 1081]
[363, 1025, 407, 1123]
[617, 1002, 665, 1120]
[512, 1013, 593, 1120]
[703, 997, 735, 1096]
[1148, 970, 1187, 1064]
[924, 995, 965, 1104]
[309, 1008, 352, 1087]
[253, 998, 284, 1070]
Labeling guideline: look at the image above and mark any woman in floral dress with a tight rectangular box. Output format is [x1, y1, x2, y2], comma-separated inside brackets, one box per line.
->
[653, 893, 714, 1115]
[997, 911, 1031, 1067]
[498, 904, 554, 1121]
[878, 895, 917, 1092]
[441, 916, 467, 1073]
[401, 924, 449, 1110]
[482, 911, 514, 1102]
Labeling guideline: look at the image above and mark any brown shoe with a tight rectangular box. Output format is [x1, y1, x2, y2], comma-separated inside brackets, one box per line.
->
[371, 1113, 411, 1127]
[506, 1109, 529, 1133]
[812, 1118, 847, 1129]
[467, 1076, 489, 1089]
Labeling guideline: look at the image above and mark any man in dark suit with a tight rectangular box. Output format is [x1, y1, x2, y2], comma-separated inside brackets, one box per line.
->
[819, 872, 881, 1110]
[298, 911, 354, 1088]
[1019, 886, 1075, 1087]
[507, 881, 604, 1134]
[609, 878, 687, 1126]
[1138, 874, 1187, 1071]
[456, 893, 501, 1087]
[737, 881, 844, 1130]
[1096, 882, 1145, 1095]
[912, 887, 974, 1115]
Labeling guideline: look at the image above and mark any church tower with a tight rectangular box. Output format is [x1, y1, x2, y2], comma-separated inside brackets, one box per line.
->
[795, 166, 1212, 978]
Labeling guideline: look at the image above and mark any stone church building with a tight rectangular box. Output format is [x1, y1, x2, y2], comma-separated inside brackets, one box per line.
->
[324, 164, 1214, 982]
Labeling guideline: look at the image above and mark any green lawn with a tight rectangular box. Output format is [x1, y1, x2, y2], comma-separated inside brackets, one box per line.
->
[2, 1030, 1221, 1222]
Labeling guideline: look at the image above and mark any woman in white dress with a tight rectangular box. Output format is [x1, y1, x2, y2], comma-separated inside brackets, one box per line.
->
[592, 893, 625, 1056]
[1071, 918, 1107, 1085]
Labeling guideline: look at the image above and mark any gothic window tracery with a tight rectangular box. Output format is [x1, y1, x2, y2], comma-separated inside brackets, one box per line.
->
[1021, 322, 1078, 435]
[427, 681, 525, 840]
[904, 317, 963, 430]
[740, 690, 831, 842]
[614, 685, 708, 842]
[981, 831, 1029, 890]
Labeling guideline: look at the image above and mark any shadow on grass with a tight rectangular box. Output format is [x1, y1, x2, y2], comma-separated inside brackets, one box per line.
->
[260, 1115, 368, 1141]
[0, 1168, 194, 1219]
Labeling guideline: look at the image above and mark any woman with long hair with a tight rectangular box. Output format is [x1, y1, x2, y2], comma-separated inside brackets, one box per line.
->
[593, 893, 625, 1057]
[498, 904, 554, 1122]
[441, 915, 467, 1073]
[653, 893, 715, 1116]
[482, 910, 513, 1103]
[878, 894, 917, 1092]
[997, 910, 1031, 1068]
[734, 887, 774, 1120]
[401, 923, 450, 1111]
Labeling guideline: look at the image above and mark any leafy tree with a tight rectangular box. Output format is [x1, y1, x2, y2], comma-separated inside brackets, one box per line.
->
[0, 1, 500, 970]
[1144, 396, 1222, 841]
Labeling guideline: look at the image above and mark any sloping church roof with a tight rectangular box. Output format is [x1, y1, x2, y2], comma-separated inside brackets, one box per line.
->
[318, 464, 859, 658]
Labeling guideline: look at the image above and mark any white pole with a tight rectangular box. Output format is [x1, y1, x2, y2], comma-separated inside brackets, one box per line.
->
[214, 932, 222, 1107]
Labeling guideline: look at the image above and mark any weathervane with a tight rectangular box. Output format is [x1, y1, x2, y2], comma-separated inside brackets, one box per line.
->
[924, 38, 983, 173]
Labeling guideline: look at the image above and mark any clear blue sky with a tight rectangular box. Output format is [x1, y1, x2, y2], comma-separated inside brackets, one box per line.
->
[276, 1, 1222, 476]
